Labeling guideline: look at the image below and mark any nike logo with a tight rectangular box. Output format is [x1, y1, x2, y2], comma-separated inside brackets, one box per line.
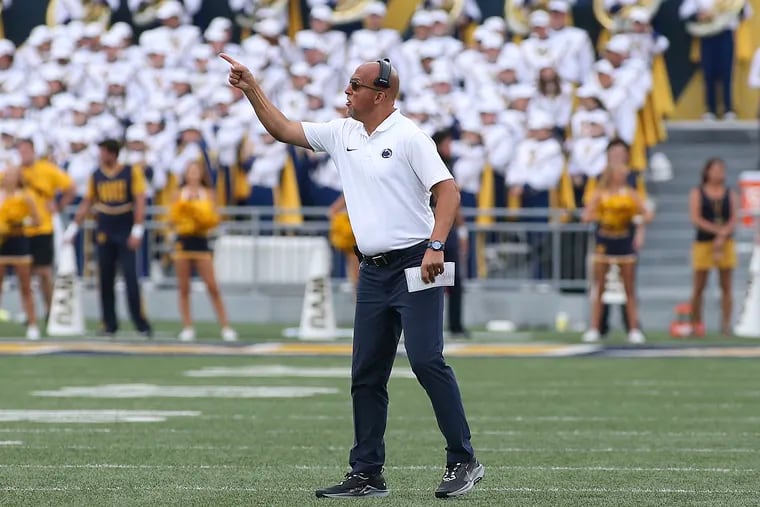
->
[346, 148, 358, 151]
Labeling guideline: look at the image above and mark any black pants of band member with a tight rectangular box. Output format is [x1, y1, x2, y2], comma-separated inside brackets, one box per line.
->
[348, 242, 475, 475]
[97, 238, 151, 333]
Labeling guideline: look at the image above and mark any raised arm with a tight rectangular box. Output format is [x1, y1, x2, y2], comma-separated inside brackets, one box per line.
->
[220, 53, 311, 150]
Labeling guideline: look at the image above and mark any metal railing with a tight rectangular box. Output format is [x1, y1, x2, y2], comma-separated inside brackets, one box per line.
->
[62, 205, 595, 291]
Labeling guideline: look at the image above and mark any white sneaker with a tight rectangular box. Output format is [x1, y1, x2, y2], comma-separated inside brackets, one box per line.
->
[628, 329, 646, 344]
[723, 111, 737, 121]
[221, 327, 238, 342]
[582, 328, 600, 342]
[702, 112, 716, 121]
[178, 327, 195, 342]
[26, 325, 40, 341]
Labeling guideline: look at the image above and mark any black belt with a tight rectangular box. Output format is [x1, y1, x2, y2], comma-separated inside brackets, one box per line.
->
[359, 240, 427, 267]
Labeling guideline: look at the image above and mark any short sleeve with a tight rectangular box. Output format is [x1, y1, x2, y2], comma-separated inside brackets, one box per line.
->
[131, 166, 147, 195]
[302, 119, 343, 154]
[406, 131, 453, 191]
[54, 165, 74, 191]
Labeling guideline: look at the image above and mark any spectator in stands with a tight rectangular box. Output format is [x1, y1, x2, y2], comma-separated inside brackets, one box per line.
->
[0, 166, 40, 340]
[689, 158, 738, 336]
[508, 111, 564, 279]
[168, 161, 237, 342]
[679, 0, 751, 120]
[529, 65, 573, 139]
[582, 139, 652, 344]
[548, 0, 594, 85]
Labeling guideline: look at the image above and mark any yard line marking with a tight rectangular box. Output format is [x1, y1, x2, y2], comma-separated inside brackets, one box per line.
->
[478, 447, 760, 453]
[0, 486, 755, 495]
[0, 410, 200, 423]
[0, 441, 22, 446]
[293, 464, 758, 473]
[183, 365, 416, 379]
[0, 428, 112, 433]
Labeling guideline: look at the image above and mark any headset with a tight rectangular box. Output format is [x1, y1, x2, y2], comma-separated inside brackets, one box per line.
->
[374, 58, 392, 89]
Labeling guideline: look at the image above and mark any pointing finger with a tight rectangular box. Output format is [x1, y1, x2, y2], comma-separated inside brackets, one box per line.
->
[219, 53, 241, 67]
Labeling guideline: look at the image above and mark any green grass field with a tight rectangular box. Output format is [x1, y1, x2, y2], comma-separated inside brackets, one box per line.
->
[1, 349, 759, 506]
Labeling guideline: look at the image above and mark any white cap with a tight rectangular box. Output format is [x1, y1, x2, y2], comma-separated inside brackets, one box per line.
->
[482, 16, 507, 34]
[178, 116, 201, 132]
[191, 44, 213, 60]
[585, 110, 609, 125]
[430, 10, 449, 25]
[332, 93, 347, 109]
[100, 30, 123, 48]
[509, 84, 535, 101]
[480, 32, 504, 50]
[69, 127, 96, 144]
[83, 90, 107, 104]
[411, 10, 434, 27]
[548, 0, 570, 13]
[142, 111, 163, 124]
[169, 69, 192, 84]
[460, 115, 481, 132]
[628, 7, 651, 23]
[28, 26, 52, 46]
[290, 61, 311, 77]
[0, 39, 15, 56]
[303, 83, 323, 98]
[478, 97, 504, 113]
[204, 25, 227, 42]
[256, 18, 282, 38]
[83, 22, 103, 39]
[530, 10, 550, 28]
[125, 124, 148, 143]
[40, 64, 65, 82]
[27, 80, 49, 97]
[528, 111, 554, 130]
[419, 40, 443, 59]
[594, 59, 615, 75]
[109, 22, 133, 40]
[606, 34, 630, 54]
[157, 1, 184, 19]
[6, 94, 29, 108]
[297, 31, 321, 50]
[310, 5, 333, 21]
[107, 69, 130, 86]
[365, 1, 387, 16]
[208, 17, 232, 33]
[576, 84, 600, 98]
[70, 99, 89, 113]
[210, 87, 234, 105]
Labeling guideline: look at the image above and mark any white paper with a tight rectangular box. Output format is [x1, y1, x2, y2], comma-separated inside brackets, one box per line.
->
[404, 262, 456, 292]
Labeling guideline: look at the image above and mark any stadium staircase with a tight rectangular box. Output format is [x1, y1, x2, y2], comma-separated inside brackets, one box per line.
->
[635, 121, 759, 332]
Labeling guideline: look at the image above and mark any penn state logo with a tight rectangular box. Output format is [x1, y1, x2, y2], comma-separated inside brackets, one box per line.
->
[381, 148, 392, 158]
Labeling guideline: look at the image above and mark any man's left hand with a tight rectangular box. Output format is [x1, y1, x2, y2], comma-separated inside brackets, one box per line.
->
[127, 236, 141, 250]
[421, 249, 445, 283]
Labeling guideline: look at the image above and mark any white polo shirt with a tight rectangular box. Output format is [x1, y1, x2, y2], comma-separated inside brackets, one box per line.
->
[303, 110, 452, 256]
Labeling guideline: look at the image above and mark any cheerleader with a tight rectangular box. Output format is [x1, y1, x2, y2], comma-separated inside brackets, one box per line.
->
[582, 139, 653, 344]
[0, 166, 40, 339]
[168, 161, 237, 342]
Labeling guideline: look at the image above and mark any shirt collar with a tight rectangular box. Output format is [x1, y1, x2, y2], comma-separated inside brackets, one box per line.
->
[371, 109, 401, 135]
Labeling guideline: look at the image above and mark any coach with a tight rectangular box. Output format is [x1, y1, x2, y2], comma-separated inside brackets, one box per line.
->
[221, 54, 483, 499]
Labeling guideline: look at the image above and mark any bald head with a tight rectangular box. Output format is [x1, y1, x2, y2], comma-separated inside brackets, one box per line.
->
[355, 60, 399, 101]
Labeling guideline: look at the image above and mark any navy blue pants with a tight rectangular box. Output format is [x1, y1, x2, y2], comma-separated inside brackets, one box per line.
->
[444, 228, 465, 333]
[97, 236, 151, 333]
[700, 29, 734, 115]
[349, 242, 475, 474]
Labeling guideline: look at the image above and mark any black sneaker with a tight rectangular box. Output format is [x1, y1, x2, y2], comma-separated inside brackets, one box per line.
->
[315, 471, 389, 498]
[434, 458, 485, 499]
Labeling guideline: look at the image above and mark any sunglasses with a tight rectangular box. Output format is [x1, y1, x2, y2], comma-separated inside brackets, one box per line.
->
[349, 79, 382, 92]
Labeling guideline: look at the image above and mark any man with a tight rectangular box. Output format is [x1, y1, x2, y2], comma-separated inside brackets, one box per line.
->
[221, 53, 483, 499]
[16, 138, 77, 320]
[63, 139, 152, 338]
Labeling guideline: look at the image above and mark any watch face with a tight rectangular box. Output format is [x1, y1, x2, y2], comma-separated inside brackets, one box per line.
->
[430, 240, 444, 251]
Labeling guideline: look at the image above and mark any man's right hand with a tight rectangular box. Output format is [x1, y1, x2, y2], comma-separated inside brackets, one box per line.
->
[220, 53, 255, 92]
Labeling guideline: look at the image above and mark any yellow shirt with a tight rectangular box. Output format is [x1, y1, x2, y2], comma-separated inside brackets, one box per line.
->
[597, 188, 638, 235]
[20, 160, 74, 236]
[85, 164, 146, 203]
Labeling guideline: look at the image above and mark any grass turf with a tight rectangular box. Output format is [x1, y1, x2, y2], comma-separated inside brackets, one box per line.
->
[0, 355, 758, 506]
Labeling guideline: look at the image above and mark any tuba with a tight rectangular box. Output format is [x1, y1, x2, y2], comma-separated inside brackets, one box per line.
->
[593, 0, 663, 33]
[504, 0, 550, 37]
[331, 0, 465, 25]
[83, 0, 112, 26]
[233, 0, 287, 31]
[685, 0, 745, 37]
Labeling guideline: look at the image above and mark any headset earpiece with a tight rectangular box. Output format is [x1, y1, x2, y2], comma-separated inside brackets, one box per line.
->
[374, 58, 392, 89]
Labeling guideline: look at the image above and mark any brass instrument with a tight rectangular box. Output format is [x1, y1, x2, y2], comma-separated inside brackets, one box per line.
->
[504, 0, 550, 37]
[46, 0, 111, 27]
[233, 0, 287, 31]
[330, 0, 465, 25]
[133, 0, 169, 27]
[685, 0, 745, 37]
[593, 0, 663, 33]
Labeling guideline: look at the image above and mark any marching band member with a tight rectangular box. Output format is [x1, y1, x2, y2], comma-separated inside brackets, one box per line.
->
[168, 161, 237, 342]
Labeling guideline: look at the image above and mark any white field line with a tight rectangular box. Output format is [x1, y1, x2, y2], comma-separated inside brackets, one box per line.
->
[1, 463, 757, 473]
[0, 428, 112, 433]
[477, 447, 760, 453]
[0, 441, 22, 445]
[0, 486, 756, 495]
